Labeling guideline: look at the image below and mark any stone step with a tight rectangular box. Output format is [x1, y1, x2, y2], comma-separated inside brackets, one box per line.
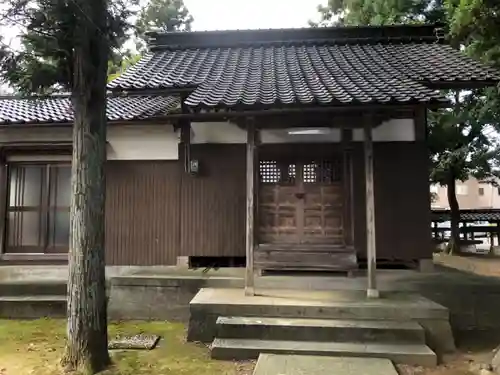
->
[0, 282, 67, 297]
[253, 354, 399, 375]
[210, 338, 437, 367]
[0, 295, 66, 318]
[216, 316, 425, 344]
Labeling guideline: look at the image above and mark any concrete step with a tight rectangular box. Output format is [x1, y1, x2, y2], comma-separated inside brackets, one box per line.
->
[0, 295, 66, 318]
[216, 316, 425, 344]
[210, 338, 437, 367]
[0, 282, 66, 297]
[253, 354, 399, 375]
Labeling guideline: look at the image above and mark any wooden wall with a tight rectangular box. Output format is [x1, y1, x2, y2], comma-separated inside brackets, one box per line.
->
[1, 142, 431, 265]
[105, 161, 181, 265]
[105, 144, 246, 265]
[352, 142, 432, 261]
[179, 144, 246, 258]
[105, 141, 431, 265]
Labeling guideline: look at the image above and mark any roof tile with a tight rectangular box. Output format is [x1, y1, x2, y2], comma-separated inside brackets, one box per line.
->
[0, 95, 180, 125]
[109, 42, 497, 108]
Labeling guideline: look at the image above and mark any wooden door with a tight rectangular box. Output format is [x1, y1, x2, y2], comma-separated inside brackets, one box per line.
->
[301, 160, 343, 244]
[258, 157, 343, 245]
[259, 161, 299, 243]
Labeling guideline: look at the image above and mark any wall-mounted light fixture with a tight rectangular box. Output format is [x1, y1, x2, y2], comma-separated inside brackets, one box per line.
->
[287, 128, 331, 135]
[189, 159, 200, 175]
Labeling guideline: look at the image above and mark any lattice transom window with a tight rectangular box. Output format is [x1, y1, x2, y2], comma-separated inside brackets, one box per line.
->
[303, 160, 341, 183]
[259, 160, 296, 184]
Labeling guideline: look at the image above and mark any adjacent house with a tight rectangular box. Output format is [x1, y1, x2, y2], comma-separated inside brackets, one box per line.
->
[0, 24, 497, 279]
[431, 178, 500, 210]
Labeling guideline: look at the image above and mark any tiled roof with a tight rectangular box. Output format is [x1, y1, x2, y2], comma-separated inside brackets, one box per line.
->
[108, 24, 500, 109]
[0, 95, 180, 125]
[431, 209, 500, 222]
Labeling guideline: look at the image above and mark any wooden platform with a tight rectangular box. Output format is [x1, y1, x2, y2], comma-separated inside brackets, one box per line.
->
[255, 244, 357, 271]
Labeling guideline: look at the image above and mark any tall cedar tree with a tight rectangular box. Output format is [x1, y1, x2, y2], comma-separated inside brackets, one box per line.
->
[0, 0, 132, 373]
[312, 0, 500, 253]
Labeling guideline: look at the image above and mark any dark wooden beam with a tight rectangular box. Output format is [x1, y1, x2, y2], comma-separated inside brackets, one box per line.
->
[245, 117, 259, 296]
[233, 110, 418, 130]
[0, 103, 442, 128]
[0, 141, 72, 150]
[179, 93, 192, 173]
[108, 103, 448, 123]
[414, 106, 427, 141]
[364, 113, 379, 298]
[180, 120, 191, 173]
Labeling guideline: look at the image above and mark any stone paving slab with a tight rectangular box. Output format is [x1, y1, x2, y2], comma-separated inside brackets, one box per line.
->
[253, 354, 399, 375]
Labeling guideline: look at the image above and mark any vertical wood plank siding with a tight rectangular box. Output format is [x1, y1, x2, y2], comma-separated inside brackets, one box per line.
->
[105, 161, 181, 265]
[4, 142, 430, 265]
[103, 142, 432, 265]
[179, 144, 246, 257]
[352, 142, 432, 261]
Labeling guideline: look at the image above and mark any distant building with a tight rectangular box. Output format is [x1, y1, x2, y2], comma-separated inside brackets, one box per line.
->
[431, 178, 500, 209]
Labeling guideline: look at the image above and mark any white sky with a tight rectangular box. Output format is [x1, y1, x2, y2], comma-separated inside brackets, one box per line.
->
[0, 0, 327, 92]
[184, 0, 327, 30]
[2, 0, 327, 45]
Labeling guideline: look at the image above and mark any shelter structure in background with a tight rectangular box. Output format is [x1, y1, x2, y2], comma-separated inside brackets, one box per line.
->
[431, 209, 500, 254]
[0, 24, 498, 299]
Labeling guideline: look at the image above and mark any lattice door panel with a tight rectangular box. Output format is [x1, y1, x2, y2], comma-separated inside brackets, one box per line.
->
[258, 157, 344, 244]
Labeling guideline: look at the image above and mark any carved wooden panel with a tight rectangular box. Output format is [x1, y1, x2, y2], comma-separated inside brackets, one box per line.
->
[259, 160, 298, 243]
[258, 157, 344, 245]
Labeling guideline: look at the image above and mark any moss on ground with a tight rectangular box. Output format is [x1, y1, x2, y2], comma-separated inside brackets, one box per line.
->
[0, 319, 253, 375]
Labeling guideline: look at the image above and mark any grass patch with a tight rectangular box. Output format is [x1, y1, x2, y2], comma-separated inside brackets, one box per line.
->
[0, 319, 254, 375]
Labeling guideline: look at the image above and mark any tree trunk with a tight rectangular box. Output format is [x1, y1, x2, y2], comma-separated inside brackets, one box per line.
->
[446, 173, 461, 255]
[61, 0, 110, 372]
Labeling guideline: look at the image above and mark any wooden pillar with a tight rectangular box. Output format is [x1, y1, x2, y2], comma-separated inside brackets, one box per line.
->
[0, 153, 6, 256]
[341, 128, 353, 247]
[364, 115, 379, 298]
[245, 118, 259, 296]
[179, 95, 192, 174]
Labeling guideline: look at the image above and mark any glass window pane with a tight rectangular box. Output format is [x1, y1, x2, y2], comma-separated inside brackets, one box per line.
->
[7, 211, 41, 247]
[9, 166, 43, 207]
[50, 166, 71, 207]
[8, 168, 18, 206]
[48, 211, 70, 247]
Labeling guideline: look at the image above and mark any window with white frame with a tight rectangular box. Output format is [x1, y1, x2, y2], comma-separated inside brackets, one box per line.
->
[6, 163, 71, 253]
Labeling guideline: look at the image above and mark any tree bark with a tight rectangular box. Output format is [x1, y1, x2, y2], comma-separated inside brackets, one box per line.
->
[61, 0, 110, 372]
[446, 173, 461, 255]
